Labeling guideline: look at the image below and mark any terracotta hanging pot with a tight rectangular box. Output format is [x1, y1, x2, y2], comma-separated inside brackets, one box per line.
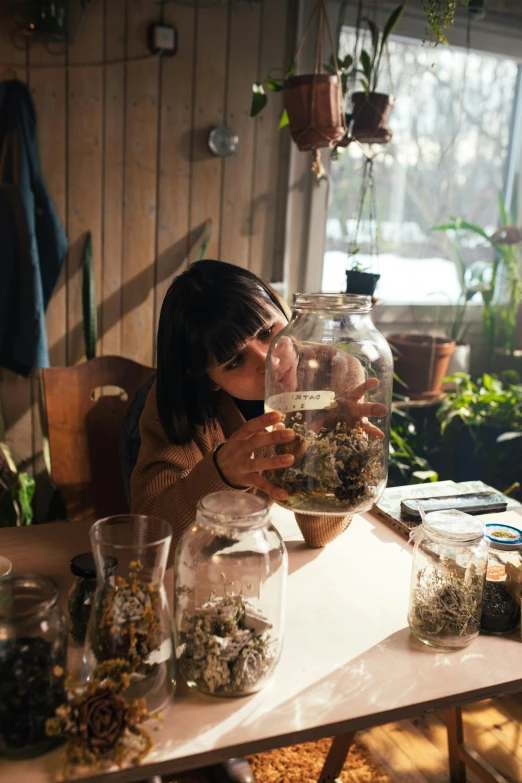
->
[283, 74, 346, 152]
[388, 334, 455, 400]
[351, 92, 393, 145]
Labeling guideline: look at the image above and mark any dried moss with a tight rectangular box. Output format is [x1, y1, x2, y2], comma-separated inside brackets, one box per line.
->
[178, 594, 275, 696]
[409, 562, 485, 646]
[267, 420, 385, 514]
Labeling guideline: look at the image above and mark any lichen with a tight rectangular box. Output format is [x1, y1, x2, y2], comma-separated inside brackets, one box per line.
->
[178, 594, 275, 696]
[268, 421, 385, 514]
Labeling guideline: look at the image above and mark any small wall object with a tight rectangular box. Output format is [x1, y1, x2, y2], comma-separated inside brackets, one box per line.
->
[208, 126, 239, 157]
[147, 23, 177, 56]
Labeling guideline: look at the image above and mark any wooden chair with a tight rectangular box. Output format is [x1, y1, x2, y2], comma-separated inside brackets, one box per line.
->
[39, 356, 154, 523]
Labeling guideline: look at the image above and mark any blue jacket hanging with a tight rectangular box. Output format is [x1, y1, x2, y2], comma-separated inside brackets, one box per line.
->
[0, 80, 68, 376]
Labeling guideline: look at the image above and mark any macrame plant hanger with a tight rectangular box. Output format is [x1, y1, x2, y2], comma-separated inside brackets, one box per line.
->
[287, 0, 346, 178]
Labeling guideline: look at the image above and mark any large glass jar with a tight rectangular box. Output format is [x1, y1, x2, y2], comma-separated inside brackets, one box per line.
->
[265, 293, 392, 516]
[0, 576, 68, 759]
[408, 510, 489, 648]
[175, 492, 287, 697]
[83, 515, 176, 714]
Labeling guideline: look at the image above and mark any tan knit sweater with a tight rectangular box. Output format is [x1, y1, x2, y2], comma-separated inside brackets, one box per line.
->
[131, 346, 364, 551]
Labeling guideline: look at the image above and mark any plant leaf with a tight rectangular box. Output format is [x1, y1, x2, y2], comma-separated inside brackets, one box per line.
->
[14, 473, 35, 525]
[279, 109, 289, 128]
[364, 17, 379, 57]
[382, 4, 406, 47]
[360, 49, 372, 82]
[250, 83, 268, 117]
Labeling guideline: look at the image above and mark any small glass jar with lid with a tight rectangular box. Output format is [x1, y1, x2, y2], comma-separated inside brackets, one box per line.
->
[265, 293, 392, 518]
[174, 492, 287, 697]
[68, 552, 97, 645]
[408, 510, 488, 648]
[0, 575, 68, 759]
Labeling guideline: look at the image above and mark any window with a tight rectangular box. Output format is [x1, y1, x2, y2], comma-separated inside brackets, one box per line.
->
[323, 29, 520, 305]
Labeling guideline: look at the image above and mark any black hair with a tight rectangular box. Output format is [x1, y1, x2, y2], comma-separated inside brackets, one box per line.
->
[156, 260, 289, 444]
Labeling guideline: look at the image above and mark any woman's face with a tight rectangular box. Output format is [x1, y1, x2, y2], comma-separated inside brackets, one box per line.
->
[206, 310, 297, 400]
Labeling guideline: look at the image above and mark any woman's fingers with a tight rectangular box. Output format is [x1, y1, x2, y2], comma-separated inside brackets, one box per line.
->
[355, 401, 388, 418]
[230, 411, 281, 442]
[249, 453, 295, 473]
[360, 418, 385, 441]
[248, 473, 289, 501]
[346, 377, 380, 399]
[247, 428, 295, 452]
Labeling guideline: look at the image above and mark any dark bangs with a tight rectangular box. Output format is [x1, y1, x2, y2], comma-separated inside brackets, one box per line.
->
[156, 260, 288, 444]
[199, 293, 277, 369]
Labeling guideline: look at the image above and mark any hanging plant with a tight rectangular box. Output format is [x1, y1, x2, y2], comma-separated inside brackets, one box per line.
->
[250, 0, 346, 178]
[421, 1, 486, 45]
[349, 4, 405, 145]
[345, 157, 381, 296]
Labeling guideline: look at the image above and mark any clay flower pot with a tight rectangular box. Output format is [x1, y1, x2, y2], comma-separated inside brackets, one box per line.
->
[346, 270, 380, 296]
[283, 74, 346, 152]
[351, 92, 393, 144]
[388, 333, 456, 400]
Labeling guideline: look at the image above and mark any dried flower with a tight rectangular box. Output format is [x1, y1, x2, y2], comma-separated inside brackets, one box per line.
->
[46, 660, 155, 781]
[78, 689, 127, 752]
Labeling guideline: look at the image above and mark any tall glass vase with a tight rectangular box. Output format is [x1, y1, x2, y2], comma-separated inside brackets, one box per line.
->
[83, 515, 175, 713]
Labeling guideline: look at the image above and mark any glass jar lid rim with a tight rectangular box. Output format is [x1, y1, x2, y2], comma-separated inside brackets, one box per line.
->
[0, 575, 59, 620]
[90, 514, 172, 549]
[422, 509, 485, 542]
[293, 293, 371, 312]
[198, 491, 269, 528]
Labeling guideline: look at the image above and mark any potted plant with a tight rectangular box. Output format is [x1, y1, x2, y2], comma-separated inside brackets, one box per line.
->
[432, 193, 522, 375]
[349, 4, 405, 144]
[344, 157, 381, 296]
[250, 0, 346, 177]
[438, 372, 522, 499]
[345, 249, 380, 296]
[388, 333, 456, 400]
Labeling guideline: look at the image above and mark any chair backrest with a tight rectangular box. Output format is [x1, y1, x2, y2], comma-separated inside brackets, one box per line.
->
[40, 356, 154, 523]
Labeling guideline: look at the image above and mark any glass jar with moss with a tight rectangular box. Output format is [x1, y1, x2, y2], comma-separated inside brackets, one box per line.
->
[174, 492, 287, 697]
[265, 293, 392, 516]
[408, 510, 489, 648]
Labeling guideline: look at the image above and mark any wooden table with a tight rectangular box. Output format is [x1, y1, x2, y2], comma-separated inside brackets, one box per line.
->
[1, 504, 522, 783]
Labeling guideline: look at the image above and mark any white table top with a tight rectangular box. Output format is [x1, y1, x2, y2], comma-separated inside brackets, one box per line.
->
[2, 504, 522, 782]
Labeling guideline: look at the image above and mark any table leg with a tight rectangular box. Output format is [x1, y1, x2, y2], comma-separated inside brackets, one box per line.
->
[446, 706, 467, 783]
[445, 706, 510, 783]
[317, 731, 357, 783]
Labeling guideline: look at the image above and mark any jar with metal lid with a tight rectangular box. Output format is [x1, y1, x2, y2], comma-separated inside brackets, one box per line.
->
[174, 492, 287, 697]
[0, 575, 67, 759]
[408, 510, 488, 648]
[68, 553, 97, 645]
[265, 293, 392, 518]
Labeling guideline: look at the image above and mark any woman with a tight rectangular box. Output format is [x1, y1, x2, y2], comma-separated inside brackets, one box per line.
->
[131, 260, 385, 549]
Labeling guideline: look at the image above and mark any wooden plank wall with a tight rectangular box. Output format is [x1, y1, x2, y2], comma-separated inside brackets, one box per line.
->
[0, 0, 294, 488]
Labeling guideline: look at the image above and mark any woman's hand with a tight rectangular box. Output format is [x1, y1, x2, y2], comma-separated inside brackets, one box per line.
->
[215, 411, 295, 500]
[310, 377, 388, 440]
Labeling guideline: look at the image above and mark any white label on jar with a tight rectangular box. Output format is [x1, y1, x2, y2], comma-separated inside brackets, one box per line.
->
[266, 390, 336, 414]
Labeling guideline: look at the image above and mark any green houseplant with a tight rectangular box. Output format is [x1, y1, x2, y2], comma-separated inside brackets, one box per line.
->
[438, 372, 522, 499]
[432, 192, 522, 369]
